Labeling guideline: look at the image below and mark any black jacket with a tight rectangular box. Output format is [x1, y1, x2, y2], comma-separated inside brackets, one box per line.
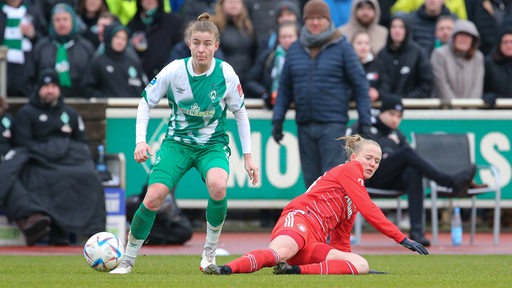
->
[14, 90, 86, 154]
[377, 16, 433, 99]
[81, 24, 148, 98]
[127, 0, 184, 78]
[0, 113, 14, 157]
[0, 143, 105, 235]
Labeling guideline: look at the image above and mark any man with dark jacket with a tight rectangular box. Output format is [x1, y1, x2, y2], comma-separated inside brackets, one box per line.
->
[347, 96, 478, 246]
[3, 68, 106, 246]
[404, 0, 455, 57]
[272, 0, 372, 188]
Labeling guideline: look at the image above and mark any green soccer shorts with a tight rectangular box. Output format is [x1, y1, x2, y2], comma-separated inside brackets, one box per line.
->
[148, 139, 231, 190]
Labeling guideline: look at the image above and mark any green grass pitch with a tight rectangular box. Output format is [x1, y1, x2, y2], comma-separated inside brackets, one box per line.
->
[1, 254, 510, 287]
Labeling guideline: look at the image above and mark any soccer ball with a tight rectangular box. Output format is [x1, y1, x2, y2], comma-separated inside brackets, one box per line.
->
[83, 232, 124, 272]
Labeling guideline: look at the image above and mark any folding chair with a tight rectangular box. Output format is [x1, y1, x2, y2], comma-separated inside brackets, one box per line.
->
[412, 133, 501, 245]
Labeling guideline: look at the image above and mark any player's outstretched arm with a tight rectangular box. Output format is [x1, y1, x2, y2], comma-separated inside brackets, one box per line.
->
[400, 238, 429, 255]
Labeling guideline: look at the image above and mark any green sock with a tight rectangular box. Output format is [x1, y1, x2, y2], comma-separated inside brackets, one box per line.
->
[206, 197, 227, 227]
[130, 203, 157, 240]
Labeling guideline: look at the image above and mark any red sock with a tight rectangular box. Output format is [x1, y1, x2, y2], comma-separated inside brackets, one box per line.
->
[226, 249, 280, 273]
[299, 260, 359, 275]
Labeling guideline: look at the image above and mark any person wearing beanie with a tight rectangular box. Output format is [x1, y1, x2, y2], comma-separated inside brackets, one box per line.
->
[5, 68, 105, 246]
[347, 96, 481, 246]
[272, 0, 373, 189]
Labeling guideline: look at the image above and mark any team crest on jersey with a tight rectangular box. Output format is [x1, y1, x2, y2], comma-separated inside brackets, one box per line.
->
[297, 223, 307, 233]
[237, 84, 243, 98]
[209, 90, 217, 102]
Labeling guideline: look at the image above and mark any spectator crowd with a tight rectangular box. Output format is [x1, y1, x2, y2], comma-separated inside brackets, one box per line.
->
[0, 0, 509, 103]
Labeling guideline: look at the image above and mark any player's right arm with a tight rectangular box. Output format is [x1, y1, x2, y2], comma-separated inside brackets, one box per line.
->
[134, 61, 179, 163]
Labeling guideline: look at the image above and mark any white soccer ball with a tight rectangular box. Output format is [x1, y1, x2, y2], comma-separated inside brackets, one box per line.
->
[83, 232, 125, 272]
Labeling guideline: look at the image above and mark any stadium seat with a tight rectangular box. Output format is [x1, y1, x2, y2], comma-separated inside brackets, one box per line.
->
[412, 133, 501, 245]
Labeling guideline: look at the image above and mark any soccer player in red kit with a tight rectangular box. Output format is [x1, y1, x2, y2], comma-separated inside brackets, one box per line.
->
[203, 134, 428, 275]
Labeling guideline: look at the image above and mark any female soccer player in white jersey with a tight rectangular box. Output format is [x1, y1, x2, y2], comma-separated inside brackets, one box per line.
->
[111, 12, 259, 275]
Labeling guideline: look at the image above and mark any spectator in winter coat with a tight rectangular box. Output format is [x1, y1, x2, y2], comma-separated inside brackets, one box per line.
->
[377, 15, 433, 99]
[431, 19, 484, 100]
[0, 0, 47, 96]
[11, 68, 105, 246]
[467, 0, 512, 56]
[256, 0, 301, 55]
[272, 0, 372, 188]
[24, 3, 95, 98]
[127, 0, 184, 78]
[341, 0, 388, 54]
[81, 23, 148, 98]
[403, 0, 456, 57]
[245, 21, 300, 109]
[483, 28, 512, 107]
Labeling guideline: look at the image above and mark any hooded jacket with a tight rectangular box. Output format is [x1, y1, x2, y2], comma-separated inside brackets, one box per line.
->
[14, 85, 86, 152]
[81, 24, 148, 98]
[376, 15, 433, 99]
[431, 19, 484, 100]
[23, 3, 94, 98]
[340, 0, 388, 54]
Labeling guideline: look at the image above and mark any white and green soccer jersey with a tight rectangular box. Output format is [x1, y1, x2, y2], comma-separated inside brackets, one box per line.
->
[142, 57, 245, 145]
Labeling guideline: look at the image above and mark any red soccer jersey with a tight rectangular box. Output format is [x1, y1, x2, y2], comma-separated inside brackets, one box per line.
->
[281, 161, 406, 252]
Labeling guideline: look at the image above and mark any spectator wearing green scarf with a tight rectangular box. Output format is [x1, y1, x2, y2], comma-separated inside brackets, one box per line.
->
[24, 3, 95, 98]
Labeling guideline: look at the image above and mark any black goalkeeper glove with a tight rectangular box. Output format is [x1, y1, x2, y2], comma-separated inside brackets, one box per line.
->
[400, 238, 429, 255]
[357, 124, 373, 139]
[272, 122, 284, 144]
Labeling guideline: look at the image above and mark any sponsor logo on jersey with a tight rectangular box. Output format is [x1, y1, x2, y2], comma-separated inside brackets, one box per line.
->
[180, 103, 215, 117]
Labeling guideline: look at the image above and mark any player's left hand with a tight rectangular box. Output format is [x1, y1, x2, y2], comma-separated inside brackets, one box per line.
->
[244, 154, 259, 185]
[400, 238, 429, 255]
